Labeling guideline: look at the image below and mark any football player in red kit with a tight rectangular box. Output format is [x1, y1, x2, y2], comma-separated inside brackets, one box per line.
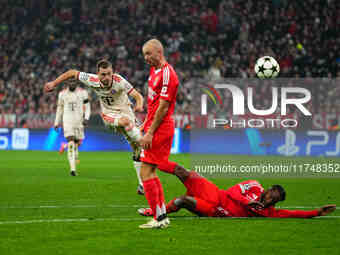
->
[138, 166, 336, 218]
[138, 39, 181, 228]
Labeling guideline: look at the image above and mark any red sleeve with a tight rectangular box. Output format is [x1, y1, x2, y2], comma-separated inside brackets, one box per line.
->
[160, 66, 178, 102]
[226, 180, 264, 206]
[226, 183, 251, 206]
[252, 207, 319, 218]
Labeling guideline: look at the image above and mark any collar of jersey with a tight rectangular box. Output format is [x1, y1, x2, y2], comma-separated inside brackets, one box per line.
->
[100, 81, 113, 91]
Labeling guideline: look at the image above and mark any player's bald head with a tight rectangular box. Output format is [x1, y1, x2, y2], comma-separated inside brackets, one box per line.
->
[143, 39, 164, 54]
[142, 38, 166, 68]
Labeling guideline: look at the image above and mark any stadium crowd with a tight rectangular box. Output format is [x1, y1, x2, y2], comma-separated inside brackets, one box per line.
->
[0, 0, 339, 127]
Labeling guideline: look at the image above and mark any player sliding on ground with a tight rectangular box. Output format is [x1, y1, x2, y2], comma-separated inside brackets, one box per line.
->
[138, 166, 336, 218]
[44, 59, 145, 194]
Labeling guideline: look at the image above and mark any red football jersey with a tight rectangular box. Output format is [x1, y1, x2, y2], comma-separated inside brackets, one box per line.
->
[218, 180, 264, 217]
[218, 180, 319, 218]
[144, 62, 179, 131]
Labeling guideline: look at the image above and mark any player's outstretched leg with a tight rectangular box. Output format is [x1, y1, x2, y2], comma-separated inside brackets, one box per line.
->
[138, 196, 211, 217]
[102, 114, 143, 193]
[118, 116, 141, 143]
[158, 163, 193, 183]
[102, 114, 141, 143]
[138, 197, 180, 216]
[132, 143, 144, 195]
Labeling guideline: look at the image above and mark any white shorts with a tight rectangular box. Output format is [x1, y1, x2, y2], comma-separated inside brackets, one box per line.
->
[101, 111, 136, 128]
[101, 111, 139, 145]
[63, 124, 85, 140]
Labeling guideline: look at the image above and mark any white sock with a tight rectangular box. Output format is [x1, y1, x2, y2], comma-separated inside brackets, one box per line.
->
[75, 144, 79, 161]
[133, 161, 143, 186]
[161, 202, 166, 216]
[67, 141, 76, 171]
[126, 126, 141, 143]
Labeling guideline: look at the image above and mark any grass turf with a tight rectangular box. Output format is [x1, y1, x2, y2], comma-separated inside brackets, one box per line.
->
[0, 151, 339, 255]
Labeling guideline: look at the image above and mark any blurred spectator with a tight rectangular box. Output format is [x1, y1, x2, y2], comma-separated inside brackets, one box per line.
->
[0, 0, 339, 127]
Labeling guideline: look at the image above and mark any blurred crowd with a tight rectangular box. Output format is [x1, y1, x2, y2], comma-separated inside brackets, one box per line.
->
[0, 0, 339, 125]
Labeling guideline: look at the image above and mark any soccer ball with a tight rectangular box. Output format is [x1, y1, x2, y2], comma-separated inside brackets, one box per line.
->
[254, 56, 280, 79]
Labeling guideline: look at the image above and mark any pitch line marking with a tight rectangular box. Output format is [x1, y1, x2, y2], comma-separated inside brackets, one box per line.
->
[0, 216, 339, 225]
[0, 205, 338, 209]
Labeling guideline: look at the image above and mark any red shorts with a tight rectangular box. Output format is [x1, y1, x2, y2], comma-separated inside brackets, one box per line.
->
[140, 122, 174, 165]
[184, 172, 220, 217]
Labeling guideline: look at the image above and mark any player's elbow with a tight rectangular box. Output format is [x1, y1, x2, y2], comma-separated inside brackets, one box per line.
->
[68, 69, 79, 79]
[159, 102, 169, 114]
[136, 93, 144, 103]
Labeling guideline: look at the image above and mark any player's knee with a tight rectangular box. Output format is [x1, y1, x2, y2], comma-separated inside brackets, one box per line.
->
[174, 165, 190, 181]
[175, 195, 193, 209]
[174, 196, 185, 208]
[140, 163, 157, 181]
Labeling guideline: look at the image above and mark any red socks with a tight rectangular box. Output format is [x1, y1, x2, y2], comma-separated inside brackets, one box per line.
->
[157, 161, 177, 174]
[143, 177, 166, 220]
[154, 177, 166, 213]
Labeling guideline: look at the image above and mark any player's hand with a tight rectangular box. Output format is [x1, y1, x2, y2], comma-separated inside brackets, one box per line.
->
[44, 81, 56, 93]
[134, 104, 143, 112]
[140, 132, 153, 150]
[248, 200, 265, 210]
[83, 119, 89, 127]
[318, 204, 336, 216]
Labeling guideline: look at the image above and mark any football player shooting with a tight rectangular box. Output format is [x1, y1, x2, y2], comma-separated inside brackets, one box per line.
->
[138, 166, 336, 218]
[54, 78, 90, 176]
[44, 60, 145, 193]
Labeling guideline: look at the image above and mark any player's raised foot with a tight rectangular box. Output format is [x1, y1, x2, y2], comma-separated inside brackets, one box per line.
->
[137, 184, 144, 195]
[138, 207, 153, 216]
[70, 170, 77, 176]
[59, 143, 67, 154]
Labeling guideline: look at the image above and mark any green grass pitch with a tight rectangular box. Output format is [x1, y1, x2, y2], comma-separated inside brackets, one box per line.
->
[0, 151, 339, 255]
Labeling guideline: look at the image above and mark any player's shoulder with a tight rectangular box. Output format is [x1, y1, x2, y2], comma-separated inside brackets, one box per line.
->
[163, 62, 177, 74]
[243, 180, 262, 185]
[112, 73, 124, 83]
[162, 62, 179, 81]
[240, 180, 263, 190]
[79, 72, 100, 83]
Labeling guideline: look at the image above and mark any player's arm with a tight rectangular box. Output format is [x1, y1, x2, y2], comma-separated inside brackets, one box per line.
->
[226, 183, 252, 206]
[116, 74, 144, 112]
[83, 92, 91, 126]
[226, 181, 264, 209]
[44, 70, 79, 92]
[251, 204, 336, 218]
[54, 93, 64, 130]
[129, 89, 144, 112]
[147, 99, 169, 135]
[140, 99, 169, 149]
